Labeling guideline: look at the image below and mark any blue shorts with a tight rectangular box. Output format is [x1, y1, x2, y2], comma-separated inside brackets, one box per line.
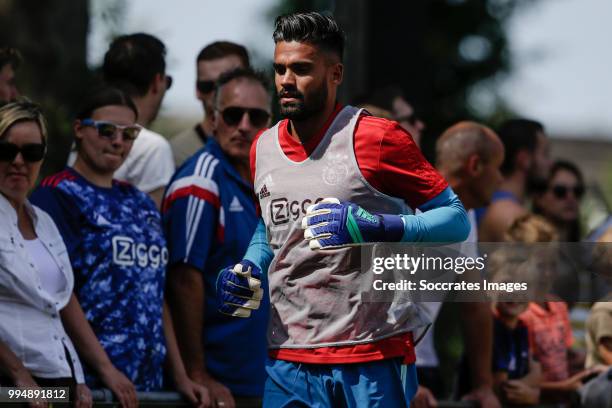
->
[263, 358, 418, 407]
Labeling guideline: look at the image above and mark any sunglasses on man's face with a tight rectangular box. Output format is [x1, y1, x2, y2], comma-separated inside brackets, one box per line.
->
[197, 80, 215, 94]
[81, 119, 142, 142]
[219, 107, 270, 128]
[165, 75, 173, 90]
[0, 142, 46, 162]
[551, 184, 585, 200]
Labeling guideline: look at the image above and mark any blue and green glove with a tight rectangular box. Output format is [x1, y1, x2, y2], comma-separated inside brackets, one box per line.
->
[301, 198, 405, 249]
[217, 260, 263, 317]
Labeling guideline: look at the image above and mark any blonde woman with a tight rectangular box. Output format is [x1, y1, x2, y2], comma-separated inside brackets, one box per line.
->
[0, 100, 106, 407]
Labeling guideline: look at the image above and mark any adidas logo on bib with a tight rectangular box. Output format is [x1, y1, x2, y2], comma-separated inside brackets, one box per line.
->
[259, 184, 270, 199]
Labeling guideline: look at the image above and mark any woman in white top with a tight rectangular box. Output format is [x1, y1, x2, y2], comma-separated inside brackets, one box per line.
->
[0, 101, 136, 408]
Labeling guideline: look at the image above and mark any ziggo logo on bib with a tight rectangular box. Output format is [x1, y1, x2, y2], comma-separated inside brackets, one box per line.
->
[270, 197, 324, 225]
[112, 236, 169, 268]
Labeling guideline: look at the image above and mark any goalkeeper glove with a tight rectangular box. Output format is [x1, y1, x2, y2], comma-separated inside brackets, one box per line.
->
[301, 198, 404, 250]
[217, 260, 263, 317]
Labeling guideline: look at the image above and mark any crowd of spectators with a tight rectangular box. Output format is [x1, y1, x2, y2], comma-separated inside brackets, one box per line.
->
[0, 13, 611, 407]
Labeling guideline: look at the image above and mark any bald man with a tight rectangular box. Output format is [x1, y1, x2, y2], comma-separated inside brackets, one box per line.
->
[436, 121, 505, 210]
[411, 121, 505, 408]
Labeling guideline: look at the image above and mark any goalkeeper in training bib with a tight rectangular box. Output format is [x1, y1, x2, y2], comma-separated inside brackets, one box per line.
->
[217, 11, 471, 407]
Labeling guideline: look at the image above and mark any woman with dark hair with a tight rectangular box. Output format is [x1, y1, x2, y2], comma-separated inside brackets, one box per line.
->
[533, 160, 585, 309]
[533, 160, 585, 242]
[30, 87, 209, 407]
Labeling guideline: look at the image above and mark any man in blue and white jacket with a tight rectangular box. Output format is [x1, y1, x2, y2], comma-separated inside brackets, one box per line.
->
[163, 67, 272, 408]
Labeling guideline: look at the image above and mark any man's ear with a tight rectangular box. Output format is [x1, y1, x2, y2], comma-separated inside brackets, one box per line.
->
[331, 62, 343, 85]
[465, 154, 482, 177]
[516, 149, 532, 172]
[150, 73, 164, 95]
[211, 109, 220, 132]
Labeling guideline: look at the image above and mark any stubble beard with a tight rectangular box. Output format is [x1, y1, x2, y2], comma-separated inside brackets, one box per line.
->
[279, 83, 328, 122]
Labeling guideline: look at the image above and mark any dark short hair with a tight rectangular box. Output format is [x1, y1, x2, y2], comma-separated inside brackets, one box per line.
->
[197, 41, 250, 67]
[214, 67, 270, 108]
[0, 47, 22, 70]
[76, 86, 138, 121]
[549, 160, 584, 188]
[273, 12, 345, 60]
[103, 33, 167, 97]
[498, 118, 545, 175]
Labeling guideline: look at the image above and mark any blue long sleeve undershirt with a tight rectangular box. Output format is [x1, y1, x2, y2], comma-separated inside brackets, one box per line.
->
[243, 186, 470, 274]
[400, 186, 470, 243]
[243, 219, 274, 273]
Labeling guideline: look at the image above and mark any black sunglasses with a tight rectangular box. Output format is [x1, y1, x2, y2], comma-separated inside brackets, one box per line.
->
[197, 80, 215, 94]
[81, 119, 142, 141]
[220, 107, 270, 128]
[0, 142, 46, 162]
[165, 75, 173, 90]
[551, 184, 585, 199]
